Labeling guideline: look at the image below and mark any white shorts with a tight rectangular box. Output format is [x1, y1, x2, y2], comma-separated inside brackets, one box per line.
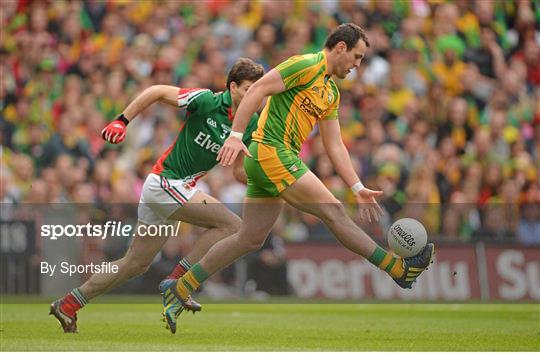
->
[137, 173, 198, 225]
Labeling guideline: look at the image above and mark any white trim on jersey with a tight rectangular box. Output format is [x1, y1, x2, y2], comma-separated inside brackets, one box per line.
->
[177, 88, 211, 109]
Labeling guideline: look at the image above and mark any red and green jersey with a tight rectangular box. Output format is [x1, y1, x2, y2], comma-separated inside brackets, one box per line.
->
[252, 50, 340, 154]
[152, 89, 259, 184]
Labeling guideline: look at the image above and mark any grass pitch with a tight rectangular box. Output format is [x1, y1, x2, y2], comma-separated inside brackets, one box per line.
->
[1, 299, 538, 351]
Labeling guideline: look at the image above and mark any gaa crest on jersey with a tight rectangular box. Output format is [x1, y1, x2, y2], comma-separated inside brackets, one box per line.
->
[206, 118, 217, 128]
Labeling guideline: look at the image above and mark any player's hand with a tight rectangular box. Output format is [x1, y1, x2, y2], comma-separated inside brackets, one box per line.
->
[355, 188, 384, 223]
[101, 119, 127, 144]
[217, 135, 252, 166]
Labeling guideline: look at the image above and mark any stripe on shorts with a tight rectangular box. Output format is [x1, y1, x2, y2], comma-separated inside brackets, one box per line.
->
[160, 176, 188, 204]
[257, 143, 297, 193]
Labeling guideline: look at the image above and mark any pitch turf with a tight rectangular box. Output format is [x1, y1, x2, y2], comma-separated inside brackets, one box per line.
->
[1, 300, 538, 351]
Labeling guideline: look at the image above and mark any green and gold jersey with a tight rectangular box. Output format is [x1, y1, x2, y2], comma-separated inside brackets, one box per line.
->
[152, 89, 258, 184]
[252, 50, 340, 154]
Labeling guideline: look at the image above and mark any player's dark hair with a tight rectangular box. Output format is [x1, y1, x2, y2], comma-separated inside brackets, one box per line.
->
[324, 23, 370, 50]
[226, 58, 265, 89]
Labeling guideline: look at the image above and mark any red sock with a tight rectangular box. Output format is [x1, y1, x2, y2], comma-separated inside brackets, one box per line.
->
[61, 293, 83, 317]
[166, 258, 191, 279]
[166, 264, 187, 280]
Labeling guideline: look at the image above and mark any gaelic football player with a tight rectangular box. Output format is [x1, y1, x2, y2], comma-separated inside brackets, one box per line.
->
[160, 24, 435, 331]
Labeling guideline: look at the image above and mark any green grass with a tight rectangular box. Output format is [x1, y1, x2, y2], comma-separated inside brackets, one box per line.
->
[1, 301, 538, 351]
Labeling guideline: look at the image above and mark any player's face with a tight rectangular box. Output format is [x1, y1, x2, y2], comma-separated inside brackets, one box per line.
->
[231, 80, 255, 105]
[335, 40, 367, 79]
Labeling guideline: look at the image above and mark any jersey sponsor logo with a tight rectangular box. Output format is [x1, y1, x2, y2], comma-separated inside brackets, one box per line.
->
[300, 96, 324, 117]
[206, 118, 217, 128]
[194, 131, 221, 154]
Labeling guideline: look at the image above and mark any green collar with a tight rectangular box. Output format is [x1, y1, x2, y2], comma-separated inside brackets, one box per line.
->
[321, 50, 331, 83]
[221, 90, 232, 107]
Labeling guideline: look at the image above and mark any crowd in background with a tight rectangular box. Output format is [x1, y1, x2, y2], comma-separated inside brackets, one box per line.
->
[1, 0, 539, 251]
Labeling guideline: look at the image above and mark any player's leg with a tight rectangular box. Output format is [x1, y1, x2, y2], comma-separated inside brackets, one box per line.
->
[158, 190, 243, 327]
[159, 197, 283, 333]
[166, 196, 283, 290]
[169, 142, 287, 293]
[281, 171, 379, 257]
[163, 190, 242, 280]
[49, 222, 169, 333]
[197, 197, 283, 274]
[280, 170, 434, 288]
[49, 173, 228, 332]
[80, 223, 170, 298]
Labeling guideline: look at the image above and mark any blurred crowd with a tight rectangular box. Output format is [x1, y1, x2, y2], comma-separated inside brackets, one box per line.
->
[1, 0, 539, 246]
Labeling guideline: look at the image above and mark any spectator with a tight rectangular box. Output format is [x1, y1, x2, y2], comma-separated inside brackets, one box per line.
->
[432, 34, 467, 97]
[464, 25, 507, 80]
[41, 115, 93, 168]
[517, 202, 540, 245]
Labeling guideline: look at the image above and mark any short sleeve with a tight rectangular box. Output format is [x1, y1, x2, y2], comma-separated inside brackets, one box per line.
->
[322, 84, 340, 121]
[178, 88, 213, 113]
[275, 54, 322, 89]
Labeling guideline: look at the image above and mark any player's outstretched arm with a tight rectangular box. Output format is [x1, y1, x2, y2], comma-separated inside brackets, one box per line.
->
[319, 119, 383, 223]
[102, 85, 179, 144]
[217, 70, 286, 166]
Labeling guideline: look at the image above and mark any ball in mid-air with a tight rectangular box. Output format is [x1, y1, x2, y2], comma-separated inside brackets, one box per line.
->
[387, 218, 427, 258]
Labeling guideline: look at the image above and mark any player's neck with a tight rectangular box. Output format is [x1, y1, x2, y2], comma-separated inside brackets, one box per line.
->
[231, 101, 239, 116]
[324, 48, 336, 77]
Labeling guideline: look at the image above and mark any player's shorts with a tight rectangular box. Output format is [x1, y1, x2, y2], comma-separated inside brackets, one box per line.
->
[137, 173, 198, 225]
[244, 141, 309, 198]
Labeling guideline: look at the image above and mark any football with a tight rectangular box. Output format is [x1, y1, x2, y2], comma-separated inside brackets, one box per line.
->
[387, 218, 427, 258]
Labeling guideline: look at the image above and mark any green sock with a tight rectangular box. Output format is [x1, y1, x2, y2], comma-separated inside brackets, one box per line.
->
[175, 263, 210, 300]
[368, 246, 404, 278]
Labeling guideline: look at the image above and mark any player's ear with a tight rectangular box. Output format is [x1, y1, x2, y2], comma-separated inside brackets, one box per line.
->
[230, 81, 238, 93]
[336, 41, 346, 54]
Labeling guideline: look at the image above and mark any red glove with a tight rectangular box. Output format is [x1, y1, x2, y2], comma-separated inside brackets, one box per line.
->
[101, 116, 128, 144]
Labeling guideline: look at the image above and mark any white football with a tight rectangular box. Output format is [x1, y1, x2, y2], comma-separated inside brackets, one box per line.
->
[387, 218, 427, 258]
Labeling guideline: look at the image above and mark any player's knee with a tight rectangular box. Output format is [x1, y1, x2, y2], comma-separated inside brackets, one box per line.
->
[213, 214, 242, 235]
[244, 239, 265, 252]
[224, 215, 242, 234]
[132, 262, 151, 276]
[124, 257, 152, 277]
[238, 233, 266, 252]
